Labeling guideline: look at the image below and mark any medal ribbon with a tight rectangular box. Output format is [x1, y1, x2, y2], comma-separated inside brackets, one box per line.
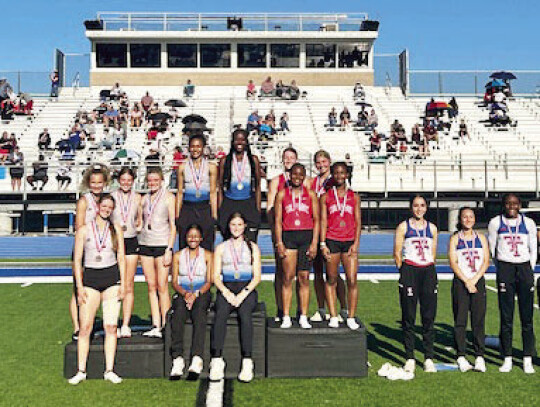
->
[290, 186, 303, 216]
[91, 220, 110, 254]
[459, 231, 477, 272]
[189, 157, 206, 193]
[232, 153, 247, 185]
[184, 248, 200, 285]
[145, 187, 164, 224]
[411, 219, 427, 250]
[87, 193, 99, 214]
[502, 215, 521, 256]
[333, 187, 348, 217]
[117, 190, 133, 225]
[229, 240, 244, 271]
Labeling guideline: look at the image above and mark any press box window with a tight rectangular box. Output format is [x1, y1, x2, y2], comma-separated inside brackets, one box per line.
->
[306, 44, 336, 68]
[238, 44, 267, 68]
[270, 44, 300, 68]
[200, 44, 231, 68]
[130, 44, 161, 68]
[96, 44, 127, 68]
[167, 44, 197, 68]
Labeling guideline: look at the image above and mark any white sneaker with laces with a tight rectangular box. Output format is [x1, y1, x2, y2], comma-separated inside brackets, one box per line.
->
[457, 356, 473, 372]
[346, 318, 359, 330]
[119, 325, 132, 338]
[209, 357, 226, 381]
[474, 356, 487, 373]
[280, 316, 292, 329]
[523, 357, 535, 374]
[298, 315, 312, 329]
[309, 311, 324, 322]
[499, 357, 513, 373]
[143, 326, 162, 338]
[403, 359, 416, 373]
[68, 371, 86, 385]
[424, 359, 437, 373]
[188, 356, 204, 376]
[238, 358, 254, 383]
[328, 317, 339, 328]
[103, 371, 122, 384]
[377, 363, 392, 377]
[170, 357, 185, 378]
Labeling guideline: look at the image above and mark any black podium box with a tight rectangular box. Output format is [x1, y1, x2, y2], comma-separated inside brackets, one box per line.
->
[266, 319, 368, 378]
[64, 335, 164, 379]
[164, 302, 266, 379]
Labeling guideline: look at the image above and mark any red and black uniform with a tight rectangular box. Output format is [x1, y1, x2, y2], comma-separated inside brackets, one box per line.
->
[325, 188, 356, 253]
[281, 186, 314, 271]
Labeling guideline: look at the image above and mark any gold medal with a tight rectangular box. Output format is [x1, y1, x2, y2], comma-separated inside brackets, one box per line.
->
[294, 219, 301, 227]
[195, 190, 201, 198]
[235, 271, 240, 280]
[237, 183, 244, 191]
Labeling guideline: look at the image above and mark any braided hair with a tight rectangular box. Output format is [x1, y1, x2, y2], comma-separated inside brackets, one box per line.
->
[222, 129, 257, 193]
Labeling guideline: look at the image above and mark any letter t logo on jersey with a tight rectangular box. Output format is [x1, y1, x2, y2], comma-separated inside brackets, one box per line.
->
[465, 251, 480, 272]
[503, 235, 523, 257]
[412, 239, 429, 261]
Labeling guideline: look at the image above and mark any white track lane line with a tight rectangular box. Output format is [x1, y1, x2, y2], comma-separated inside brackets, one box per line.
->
[370, 279, 379, 284]
[206, 380, 224, 407]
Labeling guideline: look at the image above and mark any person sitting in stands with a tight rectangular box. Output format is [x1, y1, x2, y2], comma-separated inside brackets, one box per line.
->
[110, 83, 122, 100]
[354, 82, 365, 99]
[38, 128, 51, 150]
[458, 119, 470, 141]
[340, 107, 351, 128]
[184, 79, 195, 98]
[246, 80, 257, 99]
[328, 108, 337, 127]
[56, 162, 73, 190]
[261, 77, 275, 97]
[103, 105, 119, 127]
[370, 131, 381, 153]
[357, 108, 368, 127]
[141, 91, 154, 112]
[448, 97, 459, 119]
[386, 135, 398, 156]
[391, 119, 405, 135]
[247, 110, 260, 133]
[1, 98, 14, 120]
[0, 131, 12, 162]
[27, 154, 49, 190]
[98, 128, 114, 150]
[368, 109, 378, 129]
[131, 103, 142, 128]
[0, 77, 13, 102]
[275, 80, 284, 98]
[288, 80, 300, 100]
[279, 113, 290, 132]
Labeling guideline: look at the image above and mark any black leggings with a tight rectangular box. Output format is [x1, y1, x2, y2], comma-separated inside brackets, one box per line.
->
[170, 291, 211, 359]
[399, 263, 438, 359]
[210, 282, 258, 358]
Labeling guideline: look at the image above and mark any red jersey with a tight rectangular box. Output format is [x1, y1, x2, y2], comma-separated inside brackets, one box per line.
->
[326, 188, 356, 241]
[282, 186, 314, 231]
[311, 175, 334, 197]
[277, 173, 289, 191]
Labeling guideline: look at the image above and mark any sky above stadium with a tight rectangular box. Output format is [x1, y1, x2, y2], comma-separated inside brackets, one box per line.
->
[1, 0, 538, 72]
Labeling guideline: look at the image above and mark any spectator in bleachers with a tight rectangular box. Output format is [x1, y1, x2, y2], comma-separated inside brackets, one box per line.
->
[1, 98, 15, 120]
[369, 130, 381, 153]
[0, 77, 13, 102]
[448, 97, 459, 119]
[328, 107, 337, 127]
[215, 146, 226, 160]
[265, 110, 276, 128]
[354, 82, 365, 99]
[489, 107, 510, 126]
[98, 128, 114, 150]
[130, 103, 143, 127]
[82, 119, 96, 141]
[38, 128, 51, 150]
[56, 162, 72, 190]
[27, 154, 48, 190]
[493, 89, 506, 104]
[103, 104, 119, 128]
[7, 145, 24, 191]
[110, 82, 122, 100]
[258, 119, 275, 139]
[340, 107, 351, 128]
[287, 80, 300, 100]
[169, 146, 185, 189]
[279, 113, 290, 132]
[141, 91, 154, 112]
[260, 76, 275, 97]
[368, 109, 378, 129]
[247, 110, 260, 133]
[275, 79, 284, 98]
[386, 135, 398, 156]
[356, 108, 368, 128]
[50, 70, 60, 98]
[145, 147, 161, 169]
[0, 131, 10, 163]
[344, 153, 354, 184]
[246, 80, 257, 99]
[391, 119, 405, 135]
[458, 119, 470, 141]
[183, 79, 195, 98]
[113, 123, 126, 147]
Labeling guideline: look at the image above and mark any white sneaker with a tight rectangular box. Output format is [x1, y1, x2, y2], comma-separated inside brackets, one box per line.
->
[457, 356, 473, 372]
[298, 315, 312, 329]
[280, 316, 292, 329]
[188, 356, 204, 376]
[523, 357, 535, 374]
[143, 326, 162, 338]
[170, 357, 185, 379]
[474, 356, 487, 373]
[209, 357, 225, 381]
[346, 318, 359, 330]
[310, 311, 324, 322]
[328, 317, 339, 328]
[377, 362, 392, 377]
[119, 325, 131, 338]
[68, 371, 86, 385]
[403, 359, 416, 373]
[337, 313, 344, 323]
[238, 358, 254, 383]
[424, 359, 437, 373]
[103, 371, 122, 384]
[499, 357, 513, 373]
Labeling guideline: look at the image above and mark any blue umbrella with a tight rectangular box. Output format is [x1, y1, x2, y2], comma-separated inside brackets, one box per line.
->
[485, 78, 506, 88]
[490, 71, 517, 80]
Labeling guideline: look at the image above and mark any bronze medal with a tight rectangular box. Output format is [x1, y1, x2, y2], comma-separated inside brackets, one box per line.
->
[95, 255, 102, 262]
[122, 225, 127, 232]
[235, 271, 240, 280]
[340, 220, 346, 228]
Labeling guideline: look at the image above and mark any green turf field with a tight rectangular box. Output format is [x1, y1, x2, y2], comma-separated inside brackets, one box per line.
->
[1, 281, 538, 407]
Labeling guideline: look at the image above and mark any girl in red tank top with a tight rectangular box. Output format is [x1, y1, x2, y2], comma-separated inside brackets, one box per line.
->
[320, 162, 361, 330]
[275, 163, 319, 329]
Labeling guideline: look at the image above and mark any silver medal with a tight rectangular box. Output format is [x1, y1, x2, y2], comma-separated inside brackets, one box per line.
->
[294, 219, 301, 227]
[237, 183, 244, 191]
[95, 255, 102, 262]
[122, 225, 127, 232]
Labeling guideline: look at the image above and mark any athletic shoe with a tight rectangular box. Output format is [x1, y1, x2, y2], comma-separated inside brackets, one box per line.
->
[310, 310, 324, 322]
[337, 314, 344, 323]
[170, 357, 185, 379]
[387, 366, 414, 381]
[328, 317, 339, 328]
[72, 331, 79, 342]
[298, 315, 312, 329]
[474, 356, 487, 373]
[103, 371, 122, 384]
[280, 316, 292, 329]
[377, 362, 392, 377]
[346, 318, 360, 330]
[457, 356, 473, 372]
[424, 359, 437, 373]
[209, 358, 225, 381]
[119, 325, 131, 338]
[188, 356, 204, 376]
[499, 357, 513, 373]
[523, 357, 535, 374]
[68, 371, 86, 385]
[238, 358, 254, 383]
[143, 326, 162, 338]
[403, 359, 416, 373]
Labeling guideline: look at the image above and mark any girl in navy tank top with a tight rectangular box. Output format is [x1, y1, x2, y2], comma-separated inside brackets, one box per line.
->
[320, 162, 361, 330]
[274, 163, 319, 329]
